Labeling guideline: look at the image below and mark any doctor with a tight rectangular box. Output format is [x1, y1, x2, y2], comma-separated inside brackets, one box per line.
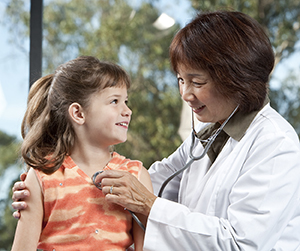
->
[12, 11, 300, 250]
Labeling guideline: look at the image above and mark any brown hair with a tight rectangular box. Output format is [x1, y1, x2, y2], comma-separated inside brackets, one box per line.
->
[169, 11, 274, 113]
[21, 56, 130, 174]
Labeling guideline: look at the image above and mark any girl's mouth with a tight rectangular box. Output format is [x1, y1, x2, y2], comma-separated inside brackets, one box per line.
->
[116, 122, 129, 128]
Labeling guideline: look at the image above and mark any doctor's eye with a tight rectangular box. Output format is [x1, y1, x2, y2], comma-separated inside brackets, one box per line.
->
[177, 78, 184, 85]
[192, 81, 206, 87]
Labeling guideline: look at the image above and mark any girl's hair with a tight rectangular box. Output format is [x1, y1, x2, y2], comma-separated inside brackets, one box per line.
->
[169, 11, 275, 113]
[21, 56, 130, 174]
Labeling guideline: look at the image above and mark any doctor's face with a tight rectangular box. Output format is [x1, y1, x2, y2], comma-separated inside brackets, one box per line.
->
[177, 64, 237, 124]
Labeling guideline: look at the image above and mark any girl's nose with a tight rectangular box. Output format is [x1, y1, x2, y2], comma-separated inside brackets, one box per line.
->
[122, 104, 132, 117]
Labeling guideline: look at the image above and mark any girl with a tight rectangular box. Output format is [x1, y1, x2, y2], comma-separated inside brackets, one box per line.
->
[11, 56, 152, 251]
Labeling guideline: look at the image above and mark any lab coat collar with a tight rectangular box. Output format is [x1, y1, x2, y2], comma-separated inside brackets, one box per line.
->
[223, 97, 270, 141]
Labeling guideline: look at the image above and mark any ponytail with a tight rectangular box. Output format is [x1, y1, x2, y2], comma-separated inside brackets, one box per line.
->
[21, 74, 67, 174]
[21, 74, 53, 137]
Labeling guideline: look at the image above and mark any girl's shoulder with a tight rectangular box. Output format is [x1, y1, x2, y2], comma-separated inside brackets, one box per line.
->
[108, 152, 153, 191]
[106, 152, 143, 178]
[34, 156, 76, 187]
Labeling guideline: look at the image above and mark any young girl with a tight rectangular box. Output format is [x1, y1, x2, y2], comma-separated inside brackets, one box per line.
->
[11, 56, 153, 251]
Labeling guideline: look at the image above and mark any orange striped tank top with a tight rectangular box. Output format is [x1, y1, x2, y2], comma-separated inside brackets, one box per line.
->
[34, 152, 142, 251]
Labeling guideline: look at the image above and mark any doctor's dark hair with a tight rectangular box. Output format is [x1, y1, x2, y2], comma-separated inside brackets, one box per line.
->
[21, 56, 130, 174]
[169, 11, 275, 113]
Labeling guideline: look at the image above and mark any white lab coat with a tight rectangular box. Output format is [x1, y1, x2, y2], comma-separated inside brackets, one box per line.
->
[144, 104, 300, 251]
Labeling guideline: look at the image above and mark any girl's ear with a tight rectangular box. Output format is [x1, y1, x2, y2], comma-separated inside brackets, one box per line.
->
[68, 103, 85, 125]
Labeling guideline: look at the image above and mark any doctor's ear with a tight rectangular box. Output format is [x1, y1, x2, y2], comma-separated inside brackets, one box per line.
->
[68, 103, 85, 125]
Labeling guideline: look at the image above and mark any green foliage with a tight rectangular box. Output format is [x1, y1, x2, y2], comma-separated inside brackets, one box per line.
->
[0, 184, 19, 251]
[4, 0, 183, 167]
[270, 70, 300, 134]
[0, 131, 21, 176]
[0, 131, 22, 250]
[4, 0, 29, 54]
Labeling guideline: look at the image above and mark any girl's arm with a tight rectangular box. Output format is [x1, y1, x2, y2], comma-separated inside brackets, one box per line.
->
[132, 166, 153, 251]
[11, 168, 44, 251]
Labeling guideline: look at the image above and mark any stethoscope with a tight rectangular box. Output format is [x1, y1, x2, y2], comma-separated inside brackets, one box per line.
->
[158, 104, 239, 197]
[92, 105, 239, 231]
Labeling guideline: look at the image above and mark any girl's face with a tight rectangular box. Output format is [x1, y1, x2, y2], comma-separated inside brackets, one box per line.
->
[83, 86, 132, 148]
[177, 64, 237, 124]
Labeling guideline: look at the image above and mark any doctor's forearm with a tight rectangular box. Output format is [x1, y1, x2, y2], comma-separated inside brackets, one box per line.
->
[144, 198, 240, 251]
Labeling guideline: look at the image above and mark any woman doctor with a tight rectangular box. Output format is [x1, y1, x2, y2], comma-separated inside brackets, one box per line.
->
[12, 11, 300, 250]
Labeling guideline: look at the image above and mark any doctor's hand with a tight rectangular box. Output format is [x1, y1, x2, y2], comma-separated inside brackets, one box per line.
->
[94, 169, 156, 217]
[11, 172, 29, 219]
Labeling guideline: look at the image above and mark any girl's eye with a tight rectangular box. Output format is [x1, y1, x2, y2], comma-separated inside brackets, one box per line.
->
[111, 99, 118, 104]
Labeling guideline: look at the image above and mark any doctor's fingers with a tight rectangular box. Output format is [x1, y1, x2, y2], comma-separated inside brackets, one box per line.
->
[100, 171, 138, 194]
[12, 200, 28, 210]
[93, 169, 134, 190]
[12, 210, 21, 219]
[12, 180, 27, 192]
[12, 188, 30, 202]
[105, 187, 154, 217]
[20, 172, 27, 181]
[101, 173, 139, 195]
[11, 172, 28, 197]
[104, 180, 154, 216]
[94, 169, 128, 184]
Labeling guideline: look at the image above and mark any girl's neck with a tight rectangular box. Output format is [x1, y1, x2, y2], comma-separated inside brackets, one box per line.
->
[70, 144, 112, 177]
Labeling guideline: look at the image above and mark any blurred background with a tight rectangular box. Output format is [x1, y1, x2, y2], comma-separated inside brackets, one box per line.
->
[0, 0, 299, 249]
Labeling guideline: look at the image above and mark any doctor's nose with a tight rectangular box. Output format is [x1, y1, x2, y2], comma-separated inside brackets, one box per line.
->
[180, 84, 195, 102]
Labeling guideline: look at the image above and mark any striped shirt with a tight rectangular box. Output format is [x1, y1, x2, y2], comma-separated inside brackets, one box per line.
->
[35, 152, 142, 251]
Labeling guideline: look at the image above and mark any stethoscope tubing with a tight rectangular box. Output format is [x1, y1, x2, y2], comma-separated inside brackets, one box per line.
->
[158, 105, 239, 198]
[157, 128, 213, 198]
